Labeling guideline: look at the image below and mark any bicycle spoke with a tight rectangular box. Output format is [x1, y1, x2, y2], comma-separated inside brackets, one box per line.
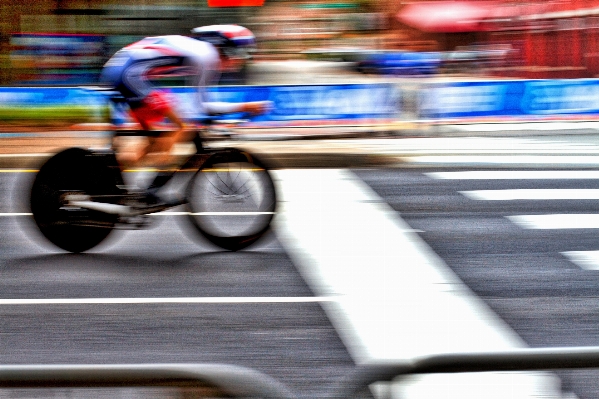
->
[185, 152, 277, 251]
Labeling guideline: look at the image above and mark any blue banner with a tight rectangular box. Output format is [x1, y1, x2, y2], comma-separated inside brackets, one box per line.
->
[0, 87, 105, 106]
[0, 84, 400, 126]
[419, 79, 599, 119]
[171, 83, 401, 123]
[0, 87, 107, 124]
[520, 80, 599, 115]
[9, 79, 599, 125]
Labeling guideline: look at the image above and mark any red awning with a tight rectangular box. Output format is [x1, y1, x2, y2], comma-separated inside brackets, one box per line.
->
[397, 1, 496, 33]
[485, 2, 552, 21]
[208, 0, 264, 6]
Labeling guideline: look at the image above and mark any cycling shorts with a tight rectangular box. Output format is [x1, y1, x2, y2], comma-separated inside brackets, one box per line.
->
[129, 91, 174, 127]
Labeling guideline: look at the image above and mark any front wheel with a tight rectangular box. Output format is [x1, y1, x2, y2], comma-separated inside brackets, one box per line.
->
[186, 149, 277, 251]
[30, 148, 121, 253]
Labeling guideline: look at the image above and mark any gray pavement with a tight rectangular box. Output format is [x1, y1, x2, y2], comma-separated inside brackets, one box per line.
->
[3, 121, 599, 169]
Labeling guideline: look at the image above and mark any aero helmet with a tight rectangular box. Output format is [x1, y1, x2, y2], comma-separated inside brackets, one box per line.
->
[191, 24, 255, 58]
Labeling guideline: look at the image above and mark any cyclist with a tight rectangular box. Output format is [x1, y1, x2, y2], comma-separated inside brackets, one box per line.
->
[100, 24, 269, 206]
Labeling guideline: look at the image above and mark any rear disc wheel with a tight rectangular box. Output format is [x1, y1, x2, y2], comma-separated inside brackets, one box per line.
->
[30, 148, 120, 253]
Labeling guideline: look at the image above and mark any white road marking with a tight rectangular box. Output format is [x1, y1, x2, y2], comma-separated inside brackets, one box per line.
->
[161, 212, 274, 216]
[189, 212, 274, 215]
[408, 155, 599, 165]
[0, 296, 337, 305]
[0, 212, 273, 217]
[461, 189, 599, 201]
[508, 214, 599, 229]
[452, 122, 599, 131]
[562, 251, 599, 270]
[272, 169, 560, 399]
[428, 170, 599, 180]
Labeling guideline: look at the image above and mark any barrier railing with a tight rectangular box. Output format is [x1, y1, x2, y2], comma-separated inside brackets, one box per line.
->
[0, 363, 296, 399]
[4, 347, 599, 398]
[327, 346, 599, 398]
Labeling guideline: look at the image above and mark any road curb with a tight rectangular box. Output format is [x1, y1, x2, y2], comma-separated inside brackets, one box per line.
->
[4, 121, 599, 169]
[0, 154, 51, 169]
[0, 152, 403, 170]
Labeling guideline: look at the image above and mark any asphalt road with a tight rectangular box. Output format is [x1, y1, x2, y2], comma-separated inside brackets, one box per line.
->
[8, 58, 599, 399]
[355, 167, 599, 399]
[0, 171, 355, 399]
[5, 133, 599, 398]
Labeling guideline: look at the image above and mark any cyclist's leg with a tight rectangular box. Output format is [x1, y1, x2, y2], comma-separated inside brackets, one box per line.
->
[129, 92, 189, 205]
[114, 135, 150, 170]
[130, 92, 186, 164]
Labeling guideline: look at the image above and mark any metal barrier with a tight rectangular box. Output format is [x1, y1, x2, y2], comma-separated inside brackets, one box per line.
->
[4, 347, 599, 398]
[327, 346, 599, 398]
[0, 363, 296, 398]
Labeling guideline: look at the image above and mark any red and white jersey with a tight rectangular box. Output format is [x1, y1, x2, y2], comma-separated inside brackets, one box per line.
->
[102, 35, 241, 116]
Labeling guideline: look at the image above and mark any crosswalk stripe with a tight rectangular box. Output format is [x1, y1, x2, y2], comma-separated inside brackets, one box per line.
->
[461, 189, 599, 201]
[507, 214, 599, 229]
[408, 156, 599, 165]
[272, 169, 558, 399]
[428, 171, 599, 180]
[451, 122, 599, 132]
[562, 251, 599, 270]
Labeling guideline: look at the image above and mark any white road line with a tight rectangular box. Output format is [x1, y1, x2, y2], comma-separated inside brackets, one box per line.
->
[461, 189, 599, 201]
[408, 155, 599, 165]
[428, 171, 599, 180]
[0, 212, 273, 217]
[452, 122, 599, 131]
[562, 251, 599, 270]
[0, 296, 337, 305]
[272, 169, 560, 399]
[508, 214, 599, 229]
[157, 212, 274, 216]
[188, 212, 275, 216]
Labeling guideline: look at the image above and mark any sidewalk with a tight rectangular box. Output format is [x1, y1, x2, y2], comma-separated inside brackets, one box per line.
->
[3, 120, 599, 169]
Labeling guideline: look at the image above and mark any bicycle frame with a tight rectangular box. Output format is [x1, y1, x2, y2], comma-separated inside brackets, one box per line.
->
[63, 127, 214, 217]
[30, 92, 277, 252]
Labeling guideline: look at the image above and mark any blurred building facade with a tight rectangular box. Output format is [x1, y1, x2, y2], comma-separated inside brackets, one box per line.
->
[393, 0, 599, 79]
[483, 0, 599, 79]
[1, 0, 253, 85]
[3, 0, 599, 84]
[1, 0, 390, 84]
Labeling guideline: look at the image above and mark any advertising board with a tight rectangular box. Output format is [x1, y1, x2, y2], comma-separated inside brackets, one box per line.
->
[419, 79, 599, 119]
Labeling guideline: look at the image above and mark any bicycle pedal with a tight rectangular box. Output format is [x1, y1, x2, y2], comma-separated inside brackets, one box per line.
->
[118, 214, 154, 229]
[117, 185, 141, 192]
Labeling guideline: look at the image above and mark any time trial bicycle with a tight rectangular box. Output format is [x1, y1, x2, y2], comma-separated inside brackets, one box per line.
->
[29, 95, 277, 253]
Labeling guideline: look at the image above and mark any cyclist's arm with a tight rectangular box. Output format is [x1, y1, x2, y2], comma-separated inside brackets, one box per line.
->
[190, 55, 270, 116]
[204, 101, 268, 115]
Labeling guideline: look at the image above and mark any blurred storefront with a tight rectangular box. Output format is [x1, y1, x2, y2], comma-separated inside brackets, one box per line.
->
[0, 0, 394, 85]
[1, 1, 253, 85]
[3, 0, 599, 84]
[482, 0, 599, 79]
[394, 0, 599, 79]
[0, 0, 390, 85]
[249, 2, 388, 59]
